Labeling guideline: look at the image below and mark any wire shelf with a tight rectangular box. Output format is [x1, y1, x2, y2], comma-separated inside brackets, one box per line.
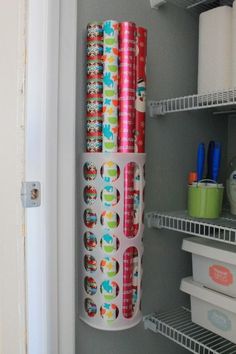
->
[146, 210, 236, 245]
[149, 88, 236, 117]
[144, 307, 236, 354]
[152, 0, 234, 14]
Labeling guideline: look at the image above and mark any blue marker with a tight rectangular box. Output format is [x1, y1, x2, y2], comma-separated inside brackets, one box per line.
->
[207, 141, 215, 180]
[212, 142, 221, 182]
[197, 143, 205, 182]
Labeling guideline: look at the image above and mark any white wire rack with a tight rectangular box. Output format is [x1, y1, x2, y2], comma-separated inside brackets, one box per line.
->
[144, 307, 236, 354]
[146, 210, 236, 245]
[149, 88, 236, 117]
[151, 0, 234, 14]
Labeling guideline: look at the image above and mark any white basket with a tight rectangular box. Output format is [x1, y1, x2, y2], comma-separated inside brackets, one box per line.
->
[79, 152, 146, 330]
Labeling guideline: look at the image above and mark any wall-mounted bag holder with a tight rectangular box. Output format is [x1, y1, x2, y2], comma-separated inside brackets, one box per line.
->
[79, 152, 146, 330]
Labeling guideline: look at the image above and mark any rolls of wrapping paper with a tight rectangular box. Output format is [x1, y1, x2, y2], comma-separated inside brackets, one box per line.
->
[83, 21, 147, 324]
[103, 20, 119, 152]
[86, 22, 103, 152]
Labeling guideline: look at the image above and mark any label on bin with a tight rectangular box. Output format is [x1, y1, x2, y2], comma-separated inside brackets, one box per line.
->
[208, 309, 232, 331]
[209, 264, 233, 286]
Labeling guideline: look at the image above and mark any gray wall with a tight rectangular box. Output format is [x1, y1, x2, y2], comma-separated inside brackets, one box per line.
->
[228, 116, 236, 162]
[76, 1, 228, 353]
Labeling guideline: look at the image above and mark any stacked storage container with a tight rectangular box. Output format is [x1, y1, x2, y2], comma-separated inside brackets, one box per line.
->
[181, 237, 236, 344]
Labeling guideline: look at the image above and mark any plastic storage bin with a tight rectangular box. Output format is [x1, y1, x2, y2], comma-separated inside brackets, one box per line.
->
[182, 237, 236, 297]
[79, 152, 146, 330]
[181, 277, 236, 344]
[188, 181, 224, 219]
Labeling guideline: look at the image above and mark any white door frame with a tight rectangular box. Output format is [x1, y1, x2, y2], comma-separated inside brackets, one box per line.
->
[25, 0, 77, 353]
[0, 1, 27, 353]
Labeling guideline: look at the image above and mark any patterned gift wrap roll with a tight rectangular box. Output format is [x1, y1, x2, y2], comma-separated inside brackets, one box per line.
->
[87, 22, 103, 41]
[135, 27, 147, 153]
[132, 249, 139, 309]
[86, 138, 102, 153]
[101, 211, 119, 229]
[100, 303, 119, 321]
[87, 60, 103, 79]
[85, 276, 97, 296]
[100, 280, 119, 300]
[84, 185, 97, 205]
[86, 130, 102, 140]
[101, 161, 119, 182]
[87, 78, 103, 98]
[123, 164, 135, 319]
[87, 42, 103, 59]
[123, 163, 135, 237]
[84, 208, 97, 228]
[133, 164, 141, 236]
[118, 22, 137, 319]
[84, 231, 97, 251]
[87, 98, 103, 114]
[103, 20, 119, 153]
[100, 256, 119, 278]
[123, 247, 134, 318]
[86, 23, 103, 152]
[133, 27, 147, 235]
[101, 185, 118, 207]
[118, 22, 136, 153]
[86, 119, 103, 133]
[83, 162, 97, 181]
[101, 233, 119, 253]
[84, 254, 97, 272]
[85, 298, 97, 317]
[86, 98, 103, 152]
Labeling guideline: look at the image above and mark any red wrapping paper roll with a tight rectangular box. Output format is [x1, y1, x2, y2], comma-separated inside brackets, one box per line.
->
[135, 27, 147, 153]
[118, 22, 136, 153]
[118, 21, 136, 319]
[133, 27, 147, 238]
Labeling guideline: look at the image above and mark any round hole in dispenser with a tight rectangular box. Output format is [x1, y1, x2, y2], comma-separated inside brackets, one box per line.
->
[83, 162, 97, 181]
[122, 247, 139, 319]
[100, 303, 119, 321]
[85, 298, 97, 318]
[84, 254, 97, 273]
[101, 186, 120, 207]
[84, 185, 97, 205]
[101, 161, 120, 182]
[100, 257, 119, 278]
[84, 276, 97, 296]
[100, 211, 120, 229]
[100, 280, 119, 300]
[84, 208, 97, 228]
[100, 233, 119, 254]
[84, 231, 97, 251]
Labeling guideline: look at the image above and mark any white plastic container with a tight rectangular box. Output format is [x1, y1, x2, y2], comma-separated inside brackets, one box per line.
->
[182, 237, 236, 297]
[79, 152, 146, 330]
[181, 277, 236, 344]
